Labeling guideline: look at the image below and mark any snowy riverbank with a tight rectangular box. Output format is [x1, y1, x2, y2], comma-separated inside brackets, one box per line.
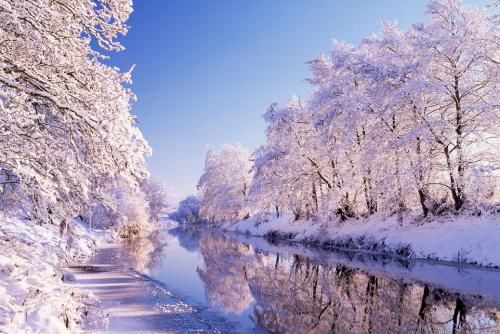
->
[221, 213, 500, 268]
[0, 217, 115, 333]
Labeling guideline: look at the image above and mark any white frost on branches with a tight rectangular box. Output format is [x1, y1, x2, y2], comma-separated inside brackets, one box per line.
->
[198, 0, 499, 224]
[0, 0, 151, 225]
[197, 144, 252, 224]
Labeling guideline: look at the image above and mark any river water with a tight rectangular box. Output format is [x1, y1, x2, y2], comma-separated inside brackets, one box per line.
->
[120, 225, 500, 333]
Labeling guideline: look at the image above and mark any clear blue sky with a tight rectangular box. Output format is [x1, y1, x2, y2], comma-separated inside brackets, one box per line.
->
[107, 0, 489, 202]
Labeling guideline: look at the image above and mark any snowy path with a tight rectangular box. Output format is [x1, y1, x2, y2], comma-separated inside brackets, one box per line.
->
[66, 244, 223, 334]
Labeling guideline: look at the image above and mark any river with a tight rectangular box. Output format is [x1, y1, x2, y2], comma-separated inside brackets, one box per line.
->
[71, 224, 500, 333]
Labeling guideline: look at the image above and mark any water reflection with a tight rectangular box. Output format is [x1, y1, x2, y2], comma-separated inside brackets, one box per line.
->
[193, 231, 500, 334]
[125, 230, 168, 275]
[197, 232, 256, 314]
[168, 226, 203, 252]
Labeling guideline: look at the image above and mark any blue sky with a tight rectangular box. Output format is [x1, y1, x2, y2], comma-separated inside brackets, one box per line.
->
[107, 0, 489, 202]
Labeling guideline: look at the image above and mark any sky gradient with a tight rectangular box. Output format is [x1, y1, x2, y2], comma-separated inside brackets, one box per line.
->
[107, 0, 490, 203]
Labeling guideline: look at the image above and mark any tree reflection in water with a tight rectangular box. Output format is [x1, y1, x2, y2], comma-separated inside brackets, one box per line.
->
[197, 232, 256, 314]
[169, 225, 204, 252]
[124, 230, 168, 275]
[195, 232, 500, 334]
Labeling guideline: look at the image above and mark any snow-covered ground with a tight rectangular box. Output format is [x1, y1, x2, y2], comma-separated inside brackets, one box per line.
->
[0, 216, 115, 333]
[222, 213, 500, 268]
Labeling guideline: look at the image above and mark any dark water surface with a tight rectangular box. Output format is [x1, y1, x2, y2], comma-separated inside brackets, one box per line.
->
[128, 225, 500, 333]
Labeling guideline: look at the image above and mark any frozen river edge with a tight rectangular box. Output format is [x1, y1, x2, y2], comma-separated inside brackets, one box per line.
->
[221, 213, 500, 268]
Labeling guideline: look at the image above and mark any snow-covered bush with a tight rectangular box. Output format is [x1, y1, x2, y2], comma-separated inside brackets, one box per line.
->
[88, 176, 169, 238]
[170, 196, 202, 224]
[89, 179, 152, 238]
[114, 189, 151, 238]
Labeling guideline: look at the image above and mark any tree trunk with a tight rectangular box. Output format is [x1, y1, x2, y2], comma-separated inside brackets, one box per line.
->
[444, 145, 464, 210]
[312, 182, 318, 213]
[451, 74, 465, 210]
[418, 188, 429, 217]
[363, 175, 377, 214]
[415, 136, 430, 216]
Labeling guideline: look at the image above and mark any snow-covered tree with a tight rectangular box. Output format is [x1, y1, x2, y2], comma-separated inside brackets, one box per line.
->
[407, 0, 500, 210]
[198, 144, 252, 224]
[140, 178, 168, 222]
[250, 96, 338, 221]
[209, 0, 499, 224]
[0, 0, 151, 225]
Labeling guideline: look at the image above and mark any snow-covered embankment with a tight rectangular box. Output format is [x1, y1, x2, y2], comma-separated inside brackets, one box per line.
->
[0, 217, 114, 333]
[222, 213, 500, 268]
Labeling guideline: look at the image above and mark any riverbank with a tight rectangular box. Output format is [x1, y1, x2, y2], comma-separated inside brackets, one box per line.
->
[221, 212, 500, 268]
[0, 217, 114, 333]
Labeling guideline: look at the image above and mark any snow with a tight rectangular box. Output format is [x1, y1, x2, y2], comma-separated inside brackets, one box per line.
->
[0, 216, 114, 333]
[222, 213, 500, 267]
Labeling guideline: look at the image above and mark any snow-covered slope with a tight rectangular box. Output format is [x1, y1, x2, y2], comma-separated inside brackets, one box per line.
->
[222, 213, 500, 268]
[0, 217, 113, 333]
